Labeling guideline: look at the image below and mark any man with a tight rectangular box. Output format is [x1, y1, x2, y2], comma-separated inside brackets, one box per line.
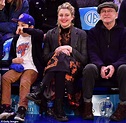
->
[82, 2, 126, 121]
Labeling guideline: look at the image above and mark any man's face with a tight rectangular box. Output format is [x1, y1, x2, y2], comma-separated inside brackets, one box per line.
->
[100, 7, 118, 24]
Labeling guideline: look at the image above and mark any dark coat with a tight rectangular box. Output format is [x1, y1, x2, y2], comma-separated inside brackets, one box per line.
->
[29, 0, 82, 33]
[88, 19, 126, 69]
[118, 0, 126, 27]
[43, 26, 87, 67]
[9, 28, 44, 77]
[0, 0, 29, 36]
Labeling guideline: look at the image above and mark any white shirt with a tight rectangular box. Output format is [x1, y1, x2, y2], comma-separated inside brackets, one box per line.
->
[16, 35, 38, 72]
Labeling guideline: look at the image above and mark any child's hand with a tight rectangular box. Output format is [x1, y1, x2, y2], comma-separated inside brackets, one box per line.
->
[0, 0, 5, 10]
[16, 26, 23, 35]
[12, 57, 24, 64]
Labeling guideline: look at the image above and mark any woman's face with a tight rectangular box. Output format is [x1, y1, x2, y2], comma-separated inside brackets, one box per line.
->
[58, 8, 74, 28]
[6, 0, 12, 3]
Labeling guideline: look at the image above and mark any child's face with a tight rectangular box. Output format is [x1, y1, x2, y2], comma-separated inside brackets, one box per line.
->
[16, 21, 29, 36]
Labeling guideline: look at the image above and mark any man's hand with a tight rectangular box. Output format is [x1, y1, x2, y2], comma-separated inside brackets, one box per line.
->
[105, 65, 115, 79]
[100, 65, 115, 79]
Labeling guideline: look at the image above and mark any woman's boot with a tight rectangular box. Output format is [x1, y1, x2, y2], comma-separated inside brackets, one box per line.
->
[26, 82, 46, 104]
[53, 99, 68, 122]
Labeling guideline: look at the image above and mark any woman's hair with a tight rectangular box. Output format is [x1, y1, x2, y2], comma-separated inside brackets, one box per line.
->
[57, 2, 75, 17]
[8, 0, 23, 11]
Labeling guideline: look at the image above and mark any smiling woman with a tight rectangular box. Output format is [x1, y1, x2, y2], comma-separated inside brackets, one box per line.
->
[57, 2, 74, 29]
[26, 2, 88, 122]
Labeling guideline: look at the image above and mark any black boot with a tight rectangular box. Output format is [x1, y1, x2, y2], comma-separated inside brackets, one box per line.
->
[26, 82, 46, 104]
[53, 99, 68, 122]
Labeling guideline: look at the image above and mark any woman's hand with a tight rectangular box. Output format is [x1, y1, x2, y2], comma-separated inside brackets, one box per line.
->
[0, 0, 5, 10]
[12, 57, 24, 64]
[61, 49, 70, 56]
[55, 45, 72, 55]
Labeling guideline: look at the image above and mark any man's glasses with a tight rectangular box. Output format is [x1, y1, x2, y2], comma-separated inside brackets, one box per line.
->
[100, 9, 116, 14]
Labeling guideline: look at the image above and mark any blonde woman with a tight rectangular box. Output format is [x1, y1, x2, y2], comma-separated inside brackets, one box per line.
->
[27, 2, 87, 122]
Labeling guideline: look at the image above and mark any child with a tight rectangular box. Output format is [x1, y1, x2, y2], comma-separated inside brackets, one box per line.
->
[0, 13, 44, 121]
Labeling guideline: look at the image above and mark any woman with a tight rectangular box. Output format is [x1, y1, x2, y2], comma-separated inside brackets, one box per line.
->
[29, 0, 82, 33]
[0, 0, 29, 44]
[27, 2, 87, 122]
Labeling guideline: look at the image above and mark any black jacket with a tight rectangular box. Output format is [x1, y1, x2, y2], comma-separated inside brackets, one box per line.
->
[43, 26, 87, 66]
[88, 19, 126, 69]
[9, 28, 44, 76]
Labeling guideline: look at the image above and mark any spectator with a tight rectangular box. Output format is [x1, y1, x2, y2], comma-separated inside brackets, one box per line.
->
[0, 0, 29, 41]
[0, 13, 44, 121]
[0, 0, 29, 60]
[118, 0, 126, 26]
[27, 2, 87, 122]
[29, 0, 82, 33]
[82, 2, 126, 121]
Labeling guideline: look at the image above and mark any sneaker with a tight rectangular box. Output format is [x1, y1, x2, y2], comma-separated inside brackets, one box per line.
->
[110, 103, 126, 121]
[0, 104, 14, 119]
[14, 106, 26, 122]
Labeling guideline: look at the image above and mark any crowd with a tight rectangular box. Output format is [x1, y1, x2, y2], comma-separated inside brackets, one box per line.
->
[0, 0, 126, 122]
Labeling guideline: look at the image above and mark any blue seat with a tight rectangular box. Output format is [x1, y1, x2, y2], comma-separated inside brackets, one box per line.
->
[79, 7, 100, 30]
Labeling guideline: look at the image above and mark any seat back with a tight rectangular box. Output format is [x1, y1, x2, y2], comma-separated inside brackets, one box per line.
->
[79, 7, 100, 30]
